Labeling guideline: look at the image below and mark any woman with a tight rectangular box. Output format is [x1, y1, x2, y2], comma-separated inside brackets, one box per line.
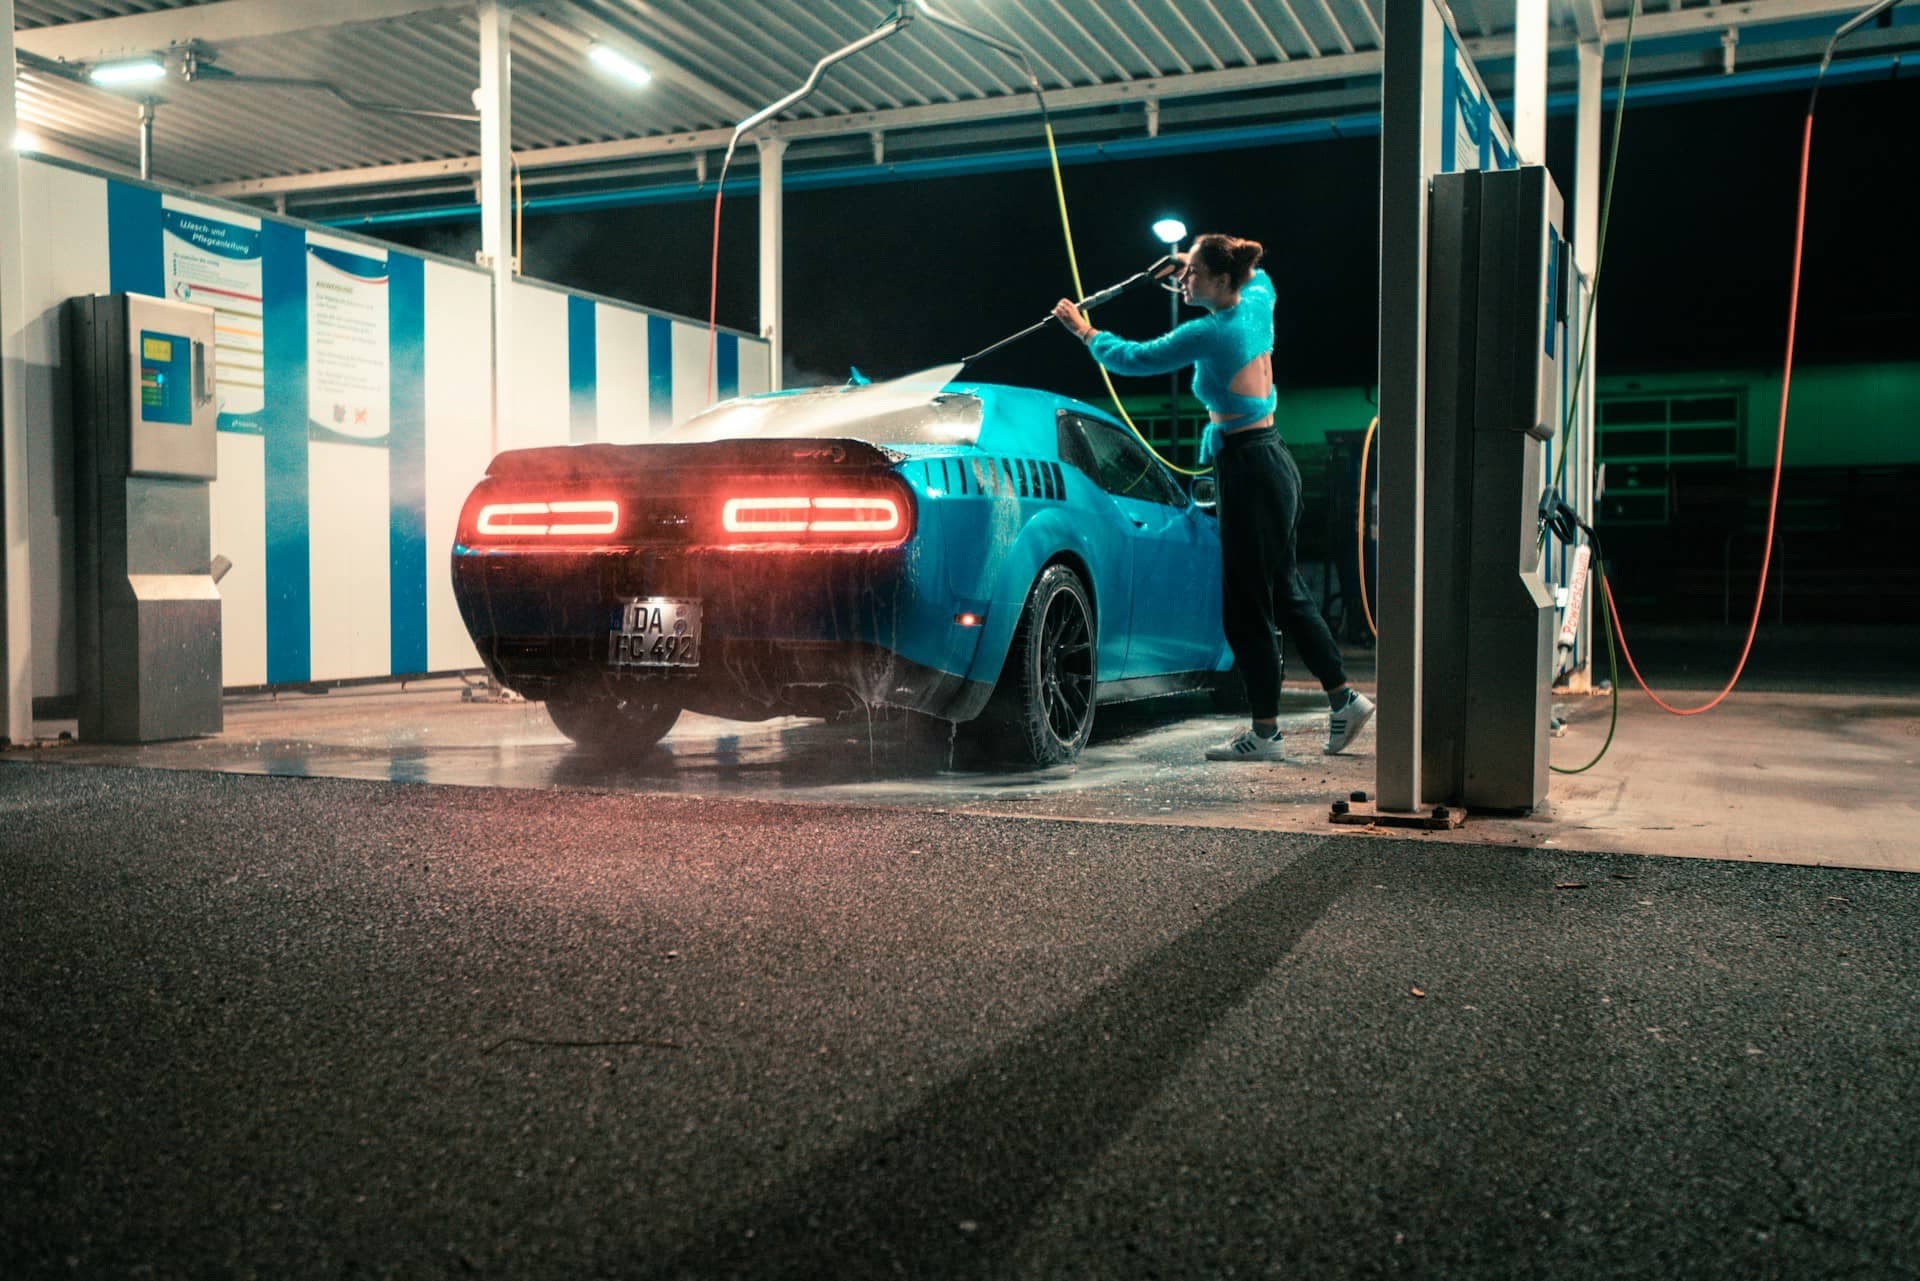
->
[1052, 233, 1374, 761]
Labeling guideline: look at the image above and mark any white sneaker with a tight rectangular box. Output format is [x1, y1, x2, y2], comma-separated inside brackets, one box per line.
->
[1325, 691, 1376, 755]
[1205, 727, 1289, 762]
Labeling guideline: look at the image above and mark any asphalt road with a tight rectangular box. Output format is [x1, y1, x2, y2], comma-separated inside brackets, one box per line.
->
[3, 761, 1916, 1280]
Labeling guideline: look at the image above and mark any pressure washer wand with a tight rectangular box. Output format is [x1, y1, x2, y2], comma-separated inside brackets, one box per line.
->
[962, 256, 1181, 365]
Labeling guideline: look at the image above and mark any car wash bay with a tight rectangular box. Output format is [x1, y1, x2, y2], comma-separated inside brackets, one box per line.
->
[6, 1, 1920, 1277]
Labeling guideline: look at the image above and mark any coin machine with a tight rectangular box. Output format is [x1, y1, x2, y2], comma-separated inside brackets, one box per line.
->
[67, 292, 224, 742]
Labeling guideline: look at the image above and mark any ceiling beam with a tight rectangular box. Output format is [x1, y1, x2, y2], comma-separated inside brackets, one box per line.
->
[1602, 0, 1877, 39]
[1566, 0, 1606, 43]
[12, 0, 475, 65]
[193, 0, 1909, 201]
[198, 48, 1389, 197]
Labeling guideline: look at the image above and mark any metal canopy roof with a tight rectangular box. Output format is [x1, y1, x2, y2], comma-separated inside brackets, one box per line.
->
[11, 0, 1916, 219]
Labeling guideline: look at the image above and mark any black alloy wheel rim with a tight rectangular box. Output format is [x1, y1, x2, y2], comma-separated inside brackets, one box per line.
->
[1037, 585, 1094, 746]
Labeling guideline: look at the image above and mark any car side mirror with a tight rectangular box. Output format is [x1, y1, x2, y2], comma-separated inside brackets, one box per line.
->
[1190, 474, 1217, 511]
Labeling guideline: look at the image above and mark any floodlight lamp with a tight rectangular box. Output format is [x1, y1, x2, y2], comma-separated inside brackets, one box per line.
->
[90, 57, 168, 86]
[1152, 217, 1187, 247]
[588, 44, 653, 88]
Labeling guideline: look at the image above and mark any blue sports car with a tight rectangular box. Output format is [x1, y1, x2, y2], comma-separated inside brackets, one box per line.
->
[451, 374, 1233, 764]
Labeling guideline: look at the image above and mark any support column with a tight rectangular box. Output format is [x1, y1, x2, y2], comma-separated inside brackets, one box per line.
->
[757, 137, 785, 394]
[1, 0, 35, 746]
[1570, 37, 1605, 685]
[478, 0, 513, 455]
[1375, 0, 1442, 812]
[1514, 0, 1549, 164]
[138, 100, 154, 179]
[1574, 40, 1603, 284]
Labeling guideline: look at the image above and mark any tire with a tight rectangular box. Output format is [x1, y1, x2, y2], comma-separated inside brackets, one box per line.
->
[979, 564, 1097, 766]
[544, 690, 680, 754]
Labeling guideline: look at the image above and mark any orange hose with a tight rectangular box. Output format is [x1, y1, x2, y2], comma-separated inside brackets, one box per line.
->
[1612, 111, 1812, 715]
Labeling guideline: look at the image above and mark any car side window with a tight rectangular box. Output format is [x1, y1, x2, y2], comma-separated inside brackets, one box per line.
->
[1057, 414, 1097, 480]
[1058, 415, 1185, 508]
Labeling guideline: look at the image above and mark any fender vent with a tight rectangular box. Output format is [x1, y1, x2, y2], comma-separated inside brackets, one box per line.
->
[964, 456, 1064, 501]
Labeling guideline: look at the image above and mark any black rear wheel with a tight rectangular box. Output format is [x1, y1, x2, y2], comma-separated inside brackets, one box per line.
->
[544, 689, 680, 754]
[979, 564, 1097, 766]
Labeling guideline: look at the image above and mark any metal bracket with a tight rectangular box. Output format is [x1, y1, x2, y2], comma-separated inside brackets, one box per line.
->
[1329, 791, 1468, 830]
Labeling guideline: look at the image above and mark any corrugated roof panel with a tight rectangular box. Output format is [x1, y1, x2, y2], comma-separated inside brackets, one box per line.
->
[10, 0, 1912, 201]
[13, 0, 197, 29]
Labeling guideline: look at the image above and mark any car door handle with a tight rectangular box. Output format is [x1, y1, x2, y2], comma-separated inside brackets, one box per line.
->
[1128, 516, 1146, 529]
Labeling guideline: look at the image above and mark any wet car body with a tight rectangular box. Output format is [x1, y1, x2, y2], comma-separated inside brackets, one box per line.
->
[451, 378, 1232, 763]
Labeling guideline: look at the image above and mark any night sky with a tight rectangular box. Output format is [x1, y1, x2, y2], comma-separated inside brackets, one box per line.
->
[379, 74, 1918, 399]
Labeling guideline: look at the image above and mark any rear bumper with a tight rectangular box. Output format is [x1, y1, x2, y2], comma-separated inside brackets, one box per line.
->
[451, 547, 992, 722]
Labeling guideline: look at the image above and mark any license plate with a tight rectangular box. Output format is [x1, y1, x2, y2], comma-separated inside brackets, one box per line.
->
[609, 597, 701, 668]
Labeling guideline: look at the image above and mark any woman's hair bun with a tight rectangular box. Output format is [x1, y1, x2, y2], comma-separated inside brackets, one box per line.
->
[1193, 233, 1265, 284]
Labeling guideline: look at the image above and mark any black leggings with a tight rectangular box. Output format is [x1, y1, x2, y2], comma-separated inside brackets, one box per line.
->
[1213, 428, 1348, 719]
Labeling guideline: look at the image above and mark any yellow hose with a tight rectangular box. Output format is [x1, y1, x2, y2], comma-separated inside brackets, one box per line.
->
[1040, 121, 1211, 478]
[1356, 416, 1378, 639]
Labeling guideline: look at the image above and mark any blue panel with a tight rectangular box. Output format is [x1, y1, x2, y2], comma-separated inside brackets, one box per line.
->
[1441, 31, 1458, 174]
[261, 221, 311, 685]
[718, 332, 739, 400]
[1545, 225, 1561, 360]
[647, 315, 673, 427]
[106, 181, 163, 298]
[389, 253, 429, 676]
[568, 295, 597, 444]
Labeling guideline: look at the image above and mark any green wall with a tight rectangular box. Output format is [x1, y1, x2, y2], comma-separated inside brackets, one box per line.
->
[1598, 362, 1920, 469]
[1118, 385, 1379, 451]
[1119, 361, 1917, 469]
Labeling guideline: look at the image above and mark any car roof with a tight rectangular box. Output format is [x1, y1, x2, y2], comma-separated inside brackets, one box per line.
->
[956, 383, 1118, 455]
[660, 379, 1117, 457]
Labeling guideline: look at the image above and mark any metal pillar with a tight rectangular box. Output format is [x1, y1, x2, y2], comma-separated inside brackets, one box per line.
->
[1513, 0, 1549, 164]
[1569, 37, 1605, 688]
[479, 0, 513, 456]
[138, 100, 154, 179]
[1, 0, 34, 746]
[0, 0, 34, 745]
[1376, 0, 1442, 813]
[1168, 283, 1180, 446]
[757, 136, 785, 394]
[1575, 42, 1603, 276]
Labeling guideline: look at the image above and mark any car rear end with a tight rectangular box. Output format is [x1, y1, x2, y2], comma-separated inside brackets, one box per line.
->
[450, 435, 978, 721]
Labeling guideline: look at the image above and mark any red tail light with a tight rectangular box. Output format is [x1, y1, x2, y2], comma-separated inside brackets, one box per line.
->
[474, 499, 619, 537]
[458, 476, 912, 551]
[722, 495, 901, 534]
[720, 489, 909, 546]
[721, 496, 811, 534]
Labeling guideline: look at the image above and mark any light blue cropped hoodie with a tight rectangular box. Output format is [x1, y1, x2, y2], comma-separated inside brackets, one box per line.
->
[1086, 268, 1278, 464]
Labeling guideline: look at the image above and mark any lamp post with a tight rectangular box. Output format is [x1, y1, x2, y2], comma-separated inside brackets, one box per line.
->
[1151, 217, 1187, 458]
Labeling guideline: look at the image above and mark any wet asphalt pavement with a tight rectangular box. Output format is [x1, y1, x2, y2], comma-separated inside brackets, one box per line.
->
[3, 761, 1917, 1280]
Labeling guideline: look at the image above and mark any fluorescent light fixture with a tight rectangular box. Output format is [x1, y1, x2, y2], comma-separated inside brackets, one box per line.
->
[588, 44, 652, 88]
[1152, 217, 1188, 246]
[13, 131, 42, 153]
[90, 58, 168, 85]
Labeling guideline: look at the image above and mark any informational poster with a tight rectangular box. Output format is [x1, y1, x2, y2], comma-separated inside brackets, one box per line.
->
[161, 195, 264, 426]
[306, 233, 391, 445]
[1451, 44, 1486, 174]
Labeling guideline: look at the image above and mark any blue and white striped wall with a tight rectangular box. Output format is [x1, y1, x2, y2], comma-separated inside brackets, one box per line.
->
[17, 156, 771, 700]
